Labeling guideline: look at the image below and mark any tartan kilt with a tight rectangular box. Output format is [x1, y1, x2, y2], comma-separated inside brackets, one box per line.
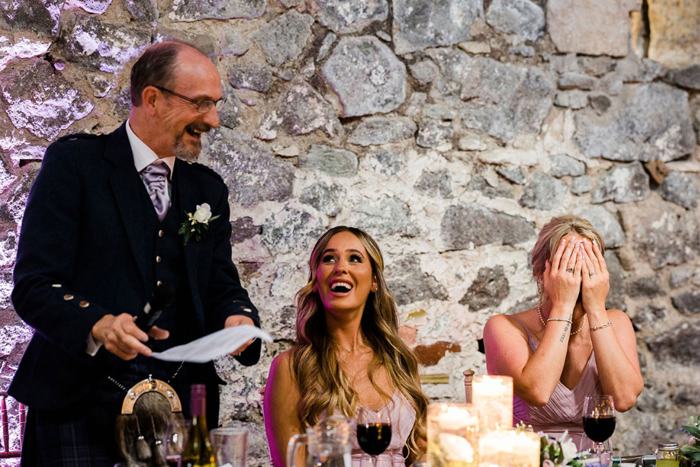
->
[21, 386, 122, 467]
[19, 358, 220, 467]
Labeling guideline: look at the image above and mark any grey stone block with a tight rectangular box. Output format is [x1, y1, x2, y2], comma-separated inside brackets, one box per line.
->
[322, 36, 406, 117]
[575, 83, 695, 162]
[313, 0, 388, 34]
[300, 145, 358, 177]
[485, 0, 544, 41]
[519, 172, 568, 210]
[348, 117, 417, 146]
[659, 172, 699, 210]
[171, 0, 265, 20]
[592, 162, 650, 204]
[441, 204, 536, 250]
[252, 10, 315, 67]
[393, 0, 483, 54]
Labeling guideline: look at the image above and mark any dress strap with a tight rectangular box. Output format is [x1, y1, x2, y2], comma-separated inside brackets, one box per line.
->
[509, 315, 538, 352]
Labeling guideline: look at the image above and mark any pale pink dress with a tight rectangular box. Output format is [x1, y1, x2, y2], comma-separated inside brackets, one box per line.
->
[510, 316, 603, 448]
[351, 390, 417, 467]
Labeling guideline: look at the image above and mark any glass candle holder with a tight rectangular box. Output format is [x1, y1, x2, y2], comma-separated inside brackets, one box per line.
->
[472, 375, 513, 433]
[427, 403, 479, 467]
[478, 430, 540, 467]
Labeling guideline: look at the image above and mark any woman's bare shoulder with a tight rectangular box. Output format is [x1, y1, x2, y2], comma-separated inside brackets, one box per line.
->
[270, 349, 295, 380]
[486, 309, 534, 331]
[484, 309, 536, 344]
[607, 309, 634, 328]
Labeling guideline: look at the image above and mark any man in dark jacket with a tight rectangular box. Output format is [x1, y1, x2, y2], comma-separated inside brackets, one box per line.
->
[10, 41, 262, 466]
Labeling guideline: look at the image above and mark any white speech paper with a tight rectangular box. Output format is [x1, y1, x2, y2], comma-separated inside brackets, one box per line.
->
[151, 325, 272, 363]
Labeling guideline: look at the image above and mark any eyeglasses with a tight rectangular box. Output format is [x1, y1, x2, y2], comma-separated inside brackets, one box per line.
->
[154, 86, 226, 113]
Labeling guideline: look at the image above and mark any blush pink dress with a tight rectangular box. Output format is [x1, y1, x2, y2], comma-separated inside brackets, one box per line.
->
[351, 390, 417, 467]
[510, 316, 603, 448]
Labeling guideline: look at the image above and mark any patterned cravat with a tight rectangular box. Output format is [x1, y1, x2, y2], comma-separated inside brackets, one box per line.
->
[141, 162, 170, 221]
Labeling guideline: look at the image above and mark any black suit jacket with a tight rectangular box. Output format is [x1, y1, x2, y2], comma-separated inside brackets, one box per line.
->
[9, 123, 261, 410]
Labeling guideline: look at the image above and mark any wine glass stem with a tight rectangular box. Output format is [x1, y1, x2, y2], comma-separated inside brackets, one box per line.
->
[370, 455, 378, 467]
[596, 442, 603, 465]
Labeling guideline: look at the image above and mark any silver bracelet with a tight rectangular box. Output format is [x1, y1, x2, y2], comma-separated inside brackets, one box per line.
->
[547, 318, 572, 324]
[589, 321, 613, 332]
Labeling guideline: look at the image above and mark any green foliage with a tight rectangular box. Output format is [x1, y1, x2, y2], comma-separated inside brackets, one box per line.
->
[680, 415, 700, 462]
[683, 424, 700, 440]
[178, 214, 219, 246]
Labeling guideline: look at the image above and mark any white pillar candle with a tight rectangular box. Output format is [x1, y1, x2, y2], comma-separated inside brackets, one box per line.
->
[478, 430, 540, 467]
[428, 403, 479, 467]
[472, 375, 513, 433]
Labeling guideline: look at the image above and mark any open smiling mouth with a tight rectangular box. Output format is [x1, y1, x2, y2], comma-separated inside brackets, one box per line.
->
[330, 282, 353, 294]
[185, 123, 211, 140]
[186, 127, 203, 140]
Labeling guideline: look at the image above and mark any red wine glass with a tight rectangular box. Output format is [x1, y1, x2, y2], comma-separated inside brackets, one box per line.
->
[583, 395, 616, 466]
[357, 405, 392, 467]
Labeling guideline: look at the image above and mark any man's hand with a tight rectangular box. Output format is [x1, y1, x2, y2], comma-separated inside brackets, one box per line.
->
[225, 315, 255, 356]
[91, 313, 169, 360]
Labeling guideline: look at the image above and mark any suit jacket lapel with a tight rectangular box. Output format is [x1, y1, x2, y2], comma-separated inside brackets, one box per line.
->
[174, 160, 203, 319]
[105, 123, 149, 290]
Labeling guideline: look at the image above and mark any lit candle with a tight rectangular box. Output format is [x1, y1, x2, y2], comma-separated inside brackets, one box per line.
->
[510, 431, 541, 467]
[428, 403, 479, 467]
[478, 430, 540, 467]
[472, 375, 513, 433]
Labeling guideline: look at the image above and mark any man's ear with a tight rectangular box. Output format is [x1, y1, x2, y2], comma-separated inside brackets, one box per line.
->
[141, 86, 160, 116]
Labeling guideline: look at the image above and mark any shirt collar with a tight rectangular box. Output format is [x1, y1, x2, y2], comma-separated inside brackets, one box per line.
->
[126, 119, 175, 179]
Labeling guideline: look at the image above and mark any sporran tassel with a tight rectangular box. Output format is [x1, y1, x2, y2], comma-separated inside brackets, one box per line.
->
[135, 416, 152, 461]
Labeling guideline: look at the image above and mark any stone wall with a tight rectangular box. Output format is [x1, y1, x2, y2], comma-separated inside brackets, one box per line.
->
[0, 0, 699, 465]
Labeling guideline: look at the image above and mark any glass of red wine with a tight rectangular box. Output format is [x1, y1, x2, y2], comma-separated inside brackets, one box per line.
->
[357, 405, 392, 467]
[583, 395, 616, 467]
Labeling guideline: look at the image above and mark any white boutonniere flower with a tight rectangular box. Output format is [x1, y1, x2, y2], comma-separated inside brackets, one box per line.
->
[178, 203, 220, 245]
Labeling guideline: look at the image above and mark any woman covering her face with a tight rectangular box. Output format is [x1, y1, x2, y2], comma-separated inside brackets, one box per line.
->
[264, 226, 428, 466]
[482, 215, 643, 446]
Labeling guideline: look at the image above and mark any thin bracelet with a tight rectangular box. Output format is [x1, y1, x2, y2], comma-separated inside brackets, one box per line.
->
[547, 318, 572, 323]
[589, 321, 612, 332]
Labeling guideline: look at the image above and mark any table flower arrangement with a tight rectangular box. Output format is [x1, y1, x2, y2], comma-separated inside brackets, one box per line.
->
[681, 415, 700, 463]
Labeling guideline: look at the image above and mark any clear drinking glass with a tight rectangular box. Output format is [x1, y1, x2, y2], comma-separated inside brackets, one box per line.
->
[163, 418, 188, 467]
[210, 427, 248, 467]
[357, 406, 392, 467]
[582, 395, 616, 467]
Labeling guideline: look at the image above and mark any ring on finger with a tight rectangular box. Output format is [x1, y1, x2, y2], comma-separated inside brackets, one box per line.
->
[589, 271, 596, 276]
[566, 267, 574, 273]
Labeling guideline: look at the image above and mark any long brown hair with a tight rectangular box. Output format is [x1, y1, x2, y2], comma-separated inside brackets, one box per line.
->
[291, 226, 428, 459]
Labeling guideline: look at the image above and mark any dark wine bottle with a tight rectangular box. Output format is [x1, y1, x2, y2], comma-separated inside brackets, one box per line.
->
[181, 385, 215, 467]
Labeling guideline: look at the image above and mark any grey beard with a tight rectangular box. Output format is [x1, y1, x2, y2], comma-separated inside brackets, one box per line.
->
[173, 134, 200, 161]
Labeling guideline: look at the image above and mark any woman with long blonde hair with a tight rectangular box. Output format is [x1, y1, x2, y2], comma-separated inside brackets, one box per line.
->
[483, 215, 643, 447]
[265, 226, 428, 466]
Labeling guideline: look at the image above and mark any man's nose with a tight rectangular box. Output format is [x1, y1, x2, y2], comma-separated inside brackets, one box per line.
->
[202, 104, 219, 129]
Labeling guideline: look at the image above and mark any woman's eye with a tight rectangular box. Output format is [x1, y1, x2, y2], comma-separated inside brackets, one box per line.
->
[322, 254, 336, 263]
[349, 254, 362, 263]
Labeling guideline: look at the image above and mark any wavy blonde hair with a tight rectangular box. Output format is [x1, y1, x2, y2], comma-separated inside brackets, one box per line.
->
[532, 215, 606, 298]
[291, 226, 428, 460]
